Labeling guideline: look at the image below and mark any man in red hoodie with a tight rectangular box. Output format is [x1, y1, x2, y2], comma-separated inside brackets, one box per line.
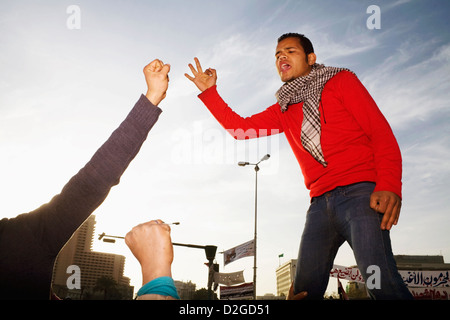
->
[185, 33, 412, 299]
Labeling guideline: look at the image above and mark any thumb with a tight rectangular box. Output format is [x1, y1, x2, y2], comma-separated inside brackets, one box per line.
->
[369, 193, 380, 211]
[148, 59, 163, 72]
[161, 63, 171, 75]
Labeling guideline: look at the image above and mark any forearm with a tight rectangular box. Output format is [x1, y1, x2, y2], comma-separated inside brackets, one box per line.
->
[198, 85, 283, 139]
[35, 95, 162, 253]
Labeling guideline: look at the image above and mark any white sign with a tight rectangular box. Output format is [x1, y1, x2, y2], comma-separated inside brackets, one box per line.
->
[223, 240, 254, 266]
[330, 265, 365, 283]
[399, 270, 450, 288]
[214, 270, 245, 286]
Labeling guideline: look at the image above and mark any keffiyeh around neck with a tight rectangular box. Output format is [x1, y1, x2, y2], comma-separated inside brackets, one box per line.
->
[275, 63, 354, 167]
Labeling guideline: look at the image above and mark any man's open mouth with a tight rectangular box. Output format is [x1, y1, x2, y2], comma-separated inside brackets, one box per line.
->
[280, 63, 291, 72]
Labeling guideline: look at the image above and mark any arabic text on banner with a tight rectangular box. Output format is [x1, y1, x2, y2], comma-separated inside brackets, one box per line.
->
[399, 270, 450, 287]
[329, 265, 365, 283]
[330, 265, 450, 288]
[214, 270, 245, 286]
[409, 287, 450, 300]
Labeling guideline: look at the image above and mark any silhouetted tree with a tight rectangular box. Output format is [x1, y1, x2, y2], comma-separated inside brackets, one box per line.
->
[193, 288, 218, 300]
[94, 276, 118, 300]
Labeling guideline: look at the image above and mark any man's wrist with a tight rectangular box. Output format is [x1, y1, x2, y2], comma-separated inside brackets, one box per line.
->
[141, 263, 172, 285]
[145, 91, 164, 106]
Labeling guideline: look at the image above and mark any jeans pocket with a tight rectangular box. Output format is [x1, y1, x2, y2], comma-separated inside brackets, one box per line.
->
[342, 182, 375, 199]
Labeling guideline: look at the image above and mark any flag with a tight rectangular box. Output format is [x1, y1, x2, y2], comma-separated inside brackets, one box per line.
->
[278, 253, 284, 258]
[214, 271, 245, 286]
[223, 240, 254, 266]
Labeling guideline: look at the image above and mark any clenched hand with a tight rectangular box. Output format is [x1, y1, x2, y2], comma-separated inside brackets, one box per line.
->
[125, 219, 173, 285]
[143, 59, 170, 106]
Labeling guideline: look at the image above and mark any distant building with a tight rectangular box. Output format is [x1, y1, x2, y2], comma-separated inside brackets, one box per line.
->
[51, 215, 134, 299]
[275, 259, 297, 298]
[395, 254, 450, 271]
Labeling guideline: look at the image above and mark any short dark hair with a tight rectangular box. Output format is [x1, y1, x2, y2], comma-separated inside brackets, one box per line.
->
[278, 33, 314, 55]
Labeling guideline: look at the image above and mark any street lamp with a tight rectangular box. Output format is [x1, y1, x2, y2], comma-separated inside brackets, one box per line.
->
[238, 154, 270, 299]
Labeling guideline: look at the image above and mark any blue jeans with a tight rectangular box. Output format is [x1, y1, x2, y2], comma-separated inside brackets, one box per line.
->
[294, 182, 413, 300]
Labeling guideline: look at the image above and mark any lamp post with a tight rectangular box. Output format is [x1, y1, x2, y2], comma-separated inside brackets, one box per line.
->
[238, 154, 270, 300]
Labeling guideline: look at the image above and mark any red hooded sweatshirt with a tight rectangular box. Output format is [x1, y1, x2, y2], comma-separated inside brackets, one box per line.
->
[198, 71, 402, 199]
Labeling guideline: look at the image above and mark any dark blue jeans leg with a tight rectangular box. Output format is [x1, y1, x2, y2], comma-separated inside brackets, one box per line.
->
[293, 194, 345, 299]
[294, 182, 413, 300]
[335, 183, 413, 299]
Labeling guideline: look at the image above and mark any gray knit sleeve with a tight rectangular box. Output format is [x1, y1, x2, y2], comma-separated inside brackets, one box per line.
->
[30, 95, 162, 255]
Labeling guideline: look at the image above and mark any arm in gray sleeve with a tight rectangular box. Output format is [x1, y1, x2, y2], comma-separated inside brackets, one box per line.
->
[27, 94, 163, 255]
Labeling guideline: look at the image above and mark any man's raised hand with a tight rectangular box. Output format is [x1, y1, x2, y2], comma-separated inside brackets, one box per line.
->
[125, 219, 173, 284]
[185, 57, 217, 92]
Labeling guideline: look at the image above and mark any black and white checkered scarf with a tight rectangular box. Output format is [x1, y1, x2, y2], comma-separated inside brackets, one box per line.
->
[275, 63, 353, 167]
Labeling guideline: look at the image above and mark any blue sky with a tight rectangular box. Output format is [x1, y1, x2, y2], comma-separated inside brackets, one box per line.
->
[0, 0, 449, 297]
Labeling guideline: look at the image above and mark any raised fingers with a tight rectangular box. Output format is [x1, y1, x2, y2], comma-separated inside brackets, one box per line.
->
[194, 57, 203, 73]
[186, 63, 197, 77]
[186, 57, 204, 75]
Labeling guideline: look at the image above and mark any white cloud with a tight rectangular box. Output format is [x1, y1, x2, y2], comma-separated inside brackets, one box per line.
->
[360, 42, 450, 129]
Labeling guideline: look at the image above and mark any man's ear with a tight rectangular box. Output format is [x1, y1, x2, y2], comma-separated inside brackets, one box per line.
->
[307, 53, 317, 66]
